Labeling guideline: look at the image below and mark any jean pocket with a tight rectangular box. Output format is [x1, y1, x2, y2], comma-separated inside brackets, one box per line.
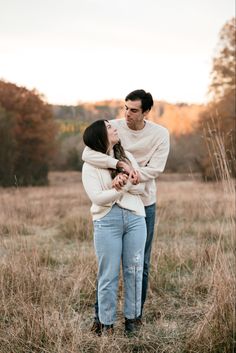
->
[93, 219, 102, 229]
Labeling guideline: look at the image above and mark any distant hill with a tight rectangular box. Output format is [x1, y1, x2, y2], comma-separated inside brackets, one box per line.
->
[52, 100, 123, 122]
[52, 100, 204, 136]
[148, 102, 204, 135]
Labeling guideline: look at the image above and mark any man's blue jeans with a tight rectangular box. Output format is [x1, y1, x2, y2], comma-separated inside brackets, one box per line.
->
[94, 203, 156, 322]
[93, 204, 146, 325]
[141, 203, 156, 316]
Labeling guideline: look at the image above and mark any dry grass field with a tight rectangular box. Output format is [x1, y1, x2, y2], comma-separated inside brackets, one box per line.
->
[0, 172, 235, 353]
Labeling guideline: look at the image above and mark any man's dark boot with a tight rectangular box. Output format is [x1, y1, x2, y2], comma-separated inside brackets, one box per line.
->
[135, 317, 143, 329]
[124, 318, 140, 337]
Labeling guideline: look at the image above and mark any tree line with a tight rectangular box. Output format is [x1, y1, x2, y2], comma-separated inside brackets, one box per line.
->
[0, 82, 57, 186]
[0, 18, 235, 186]
[199, 17, 235, 180]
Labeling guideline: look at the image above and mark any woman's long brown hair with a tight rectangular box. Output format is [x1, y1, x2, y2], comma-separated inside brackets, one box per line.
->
[83, 119, 131, 179]
[110, 140, 131, 179]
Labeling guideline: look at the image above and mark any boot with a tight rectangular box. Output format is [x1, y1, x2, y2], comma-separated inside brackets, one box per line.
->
[124, 318, 140, 337]
[91, 320, 103, 336]
[102, 324, 114, 336]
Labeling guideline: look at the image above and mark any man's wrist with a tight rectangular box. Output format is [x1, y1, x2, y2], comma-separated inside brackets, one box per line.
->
[116, 161, 123, 168]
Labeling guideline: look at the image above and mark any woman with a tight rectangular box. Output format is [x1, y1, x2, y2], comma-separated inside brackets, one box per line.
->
[82, 119, 146, 336]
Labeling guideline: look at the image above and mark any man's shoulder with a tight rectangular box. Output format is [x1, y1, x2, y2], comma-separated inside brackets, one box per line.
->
[145, 120, 169, 136]
[111, 118, 169, 138]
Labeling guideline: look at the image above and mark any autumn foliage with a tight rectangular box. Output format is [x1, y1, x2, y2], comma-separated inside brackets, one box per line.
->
[0, 81, 57, 186]
[199, 18, 236, 180]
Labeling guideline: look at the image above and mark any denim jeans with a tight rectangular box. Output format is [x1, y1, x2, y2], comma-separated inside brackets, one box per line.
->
[94, 203, 156, 322]
[93, 204, 146, 325]
[141, 203, 156, 316]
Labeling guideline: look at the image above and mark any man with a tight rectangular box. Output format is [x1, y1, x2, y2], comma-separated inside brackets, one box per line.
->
[82, 89, 170, 334]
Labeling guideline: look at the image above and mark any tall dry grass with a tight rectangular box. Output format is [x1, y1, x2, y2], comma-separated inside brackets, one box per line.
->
[0, 162, 235, 352]
[184, 127, 235, 353]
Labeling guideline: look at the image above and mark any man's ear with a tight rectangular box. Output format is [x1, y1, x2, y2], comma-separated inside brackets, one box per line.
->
[143, 109, 150, 117]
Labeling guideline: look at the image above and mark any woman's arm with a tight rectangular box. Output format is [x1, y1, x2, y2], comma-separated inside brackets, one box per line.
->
[82, 164, 126, 206]
[111, 152, 145, 195]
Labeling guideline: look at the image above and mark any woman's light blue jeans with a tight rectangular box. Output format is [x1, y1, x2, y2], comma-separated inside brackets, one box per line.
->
[93, 204, 146, 325]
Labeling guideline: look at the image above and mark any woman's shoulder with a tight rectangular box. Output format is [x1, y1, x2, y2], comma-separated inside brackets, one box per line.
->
[82, 162, 97, 173]
[82, 162, 110, 176]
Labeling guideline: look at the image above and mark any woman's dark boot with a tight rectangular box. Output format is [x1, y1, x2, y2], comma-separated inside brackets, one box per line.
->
[102, 324, 114, 336]
[91, 321, 114, 336]
[91, 320, 103, 336]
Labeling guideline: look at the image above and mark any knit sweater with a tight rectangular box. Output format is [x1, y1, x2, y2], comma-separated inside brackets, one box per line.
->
[82, 119, 170, 206]
[82, 151, 145, 220]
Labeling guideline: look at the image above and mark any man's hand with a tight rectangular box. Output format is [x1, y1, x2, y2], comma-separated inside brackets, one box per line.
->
[112, 173, 128, 191]
[116, 161, 133, 175]
[129, 169, 140, 185]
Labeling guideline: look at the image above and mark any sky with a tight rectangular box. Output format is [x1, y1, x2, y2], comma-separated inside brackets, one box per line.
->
[0, 0, 235, 105]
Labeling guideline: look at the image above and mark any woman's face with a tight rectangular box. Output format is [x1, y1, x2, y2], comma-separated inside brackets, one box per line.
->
[105, 121, 119, 147]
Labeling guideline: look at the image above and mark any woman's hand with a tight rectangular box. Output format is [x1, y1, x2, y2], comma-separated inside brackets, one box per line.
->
[112, 173, 128, 191]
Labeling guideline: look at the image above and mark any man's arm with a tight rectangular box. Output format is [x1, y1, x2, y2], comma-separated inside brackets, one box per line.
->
[82, 146, 118, 169]
[125, 151, 144, 194]
[82, 147, 134, 175]
[139, 130, 170, 182]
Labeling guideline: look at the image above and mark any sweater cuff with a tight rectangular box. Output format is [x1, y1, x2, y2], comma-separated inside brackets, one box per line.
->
[107, 157, 119, 169]
[121, 180, 132, 192]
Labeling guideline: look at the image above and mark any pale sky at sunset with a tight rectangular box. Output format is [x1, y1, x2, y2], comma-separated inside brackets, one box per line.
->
[0, 0, 234, 105]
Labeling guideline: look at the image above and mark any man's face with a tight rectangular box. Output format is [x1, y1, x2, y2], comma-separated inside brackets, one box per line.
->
[124, 99, 148, 130]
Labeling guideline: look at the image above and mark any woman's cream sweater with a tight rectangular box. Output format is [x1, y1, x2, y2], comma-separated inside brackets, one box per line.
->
[82, 151, 145, 220]
[82, 119, 170, 206]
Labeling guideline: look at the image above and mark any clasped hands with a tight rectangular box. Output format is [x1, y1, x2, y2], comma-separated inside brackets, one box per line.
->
[112, 161, 140, 191]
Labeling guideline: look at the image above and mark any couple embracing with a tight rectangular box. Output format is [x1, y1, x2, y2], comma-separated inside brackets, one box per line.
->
[82, 89, 170, 336]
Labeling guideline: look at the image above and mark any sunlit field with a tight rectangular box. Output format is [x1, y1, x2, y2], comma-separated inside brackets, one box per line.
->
[0, 172, 235, 353]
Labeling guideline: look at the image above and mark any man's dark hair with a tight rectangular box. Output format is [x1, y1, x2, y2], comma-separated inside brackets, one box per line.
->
[83, 120, 109, 154]
[125, 89, 154, 113]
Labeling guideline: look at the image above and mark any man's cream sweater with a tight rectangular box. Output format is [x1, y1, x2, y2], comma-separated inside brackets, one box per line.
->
[82, 119, 170, 206]
[82, 151, 145, 220]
